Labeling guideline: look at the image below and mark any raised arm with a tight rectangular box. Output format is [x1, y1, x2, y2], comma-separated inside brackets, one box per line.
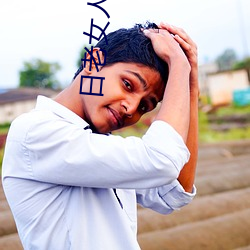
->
[158, 23, 199, 193]
[144, 23, 199, 193]
[143, 26, 191, 142]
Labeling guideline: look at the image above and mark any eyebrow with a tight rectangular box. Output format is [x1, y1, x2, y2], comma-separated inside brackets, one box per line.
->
[125, 70, 147, 90]
[125, 70, 159, 109]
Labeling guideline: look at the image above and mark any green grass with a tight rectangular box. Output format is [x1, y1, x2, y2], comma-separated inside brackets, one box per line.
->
[215, 104, 250, 116]
[199, 127, 250, 143]
[0, 147, 4, 173]
[198, 104, 250, 143]
[0, 123, 10, 135]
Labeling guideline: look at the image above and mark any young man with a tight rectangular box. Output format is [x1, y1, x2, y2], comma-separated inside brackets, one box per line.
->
[2, 22, 199, 249]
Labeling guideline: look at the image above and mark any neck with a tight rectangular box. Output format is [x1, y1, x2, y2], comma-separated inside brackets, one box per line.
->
[54, 76, 85, 120]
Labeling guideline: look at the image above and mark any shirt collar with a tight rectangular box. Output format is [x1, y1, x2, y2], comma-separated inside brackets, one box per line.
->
[35, 95, 90, 129]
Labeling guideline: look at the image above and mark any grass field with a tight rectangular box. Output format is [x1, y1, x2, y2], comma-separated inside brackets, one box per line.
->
[199, 108, 250, 143]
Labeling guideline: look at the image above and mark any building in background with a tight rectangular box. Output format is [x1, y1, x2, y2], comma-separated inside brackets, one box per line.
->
[207, 69, 250, 106]
[198, 62, 219, 98]
[0, 88, 59, 124]
[199, 62, 250, 106]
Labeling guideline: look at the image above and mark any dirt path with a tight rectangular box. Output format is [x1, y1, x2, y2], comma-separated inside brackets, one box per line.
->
[1, 140, 250, 249]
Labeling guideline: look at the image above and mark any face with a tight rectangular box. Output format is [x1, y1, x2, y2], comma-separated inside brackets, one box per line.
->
[80, 62, 165, 133]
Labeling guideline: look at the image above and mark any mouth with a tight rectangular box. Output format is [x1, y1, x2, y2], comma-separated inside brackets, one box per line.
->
[107, 107, 124, 129]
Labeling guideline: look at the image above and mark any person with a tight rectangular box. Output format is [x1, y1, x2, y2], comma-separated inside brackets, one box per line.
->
[2, 22, 199, 250]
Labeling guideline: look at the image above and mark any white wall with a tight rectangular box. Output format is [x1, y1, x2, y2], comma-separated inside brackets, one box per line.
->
[207, 69, 249, 106]
[0, 100, 36, 123]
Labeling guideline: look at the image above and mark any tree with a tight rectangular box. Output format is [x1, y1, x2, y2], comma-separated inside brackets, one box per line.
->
[216, 49, 238, 71]
[233, 57, 250, 70]
[19, 59, 61, 89]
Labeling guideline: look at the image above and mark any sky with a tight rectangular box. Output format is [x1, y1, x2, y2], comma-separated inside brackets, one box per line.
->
[0, 0, 250, 89]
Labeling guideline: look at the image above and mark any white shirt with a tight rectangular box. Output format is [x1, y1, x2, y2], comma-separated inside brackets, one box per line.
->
[2, 96, 196, 250]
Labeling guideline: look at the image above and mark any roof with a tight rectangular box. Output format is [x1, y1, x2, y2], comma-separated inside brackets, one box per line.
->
[0, 88, 59, 105]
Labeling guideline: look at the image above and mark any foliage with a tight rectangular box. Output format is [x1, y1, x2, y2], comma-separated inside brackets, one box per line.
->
[199, 126, 250, 143]
[199, 95, 211, 106]
[216, 48, 237, 71]
[19, 58, 61, 89]
[233, 57, 250, 70]
[198, 104, 250, 143]
[0, 147, 4, 173]
[0, 123, 10, 135]
[214, 104, 250, 116]
[198, 110, 209, 134]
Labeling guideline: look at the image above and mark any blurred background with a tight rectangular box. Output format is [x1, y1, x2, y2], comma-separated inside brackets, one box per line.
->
[1, 0, 250, 249]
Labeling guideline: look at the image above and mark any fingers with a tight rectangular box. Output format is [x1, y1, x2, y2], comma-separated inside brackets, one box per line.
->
[156, 22, 199, 92]
[142, 27, 190, 65]
[174, 34, 197, 61]
[143, 28, 170, 39]
[159, 22, 197, 58]
[159, 22, 197, 50]
[159, 23, 198, 66]
[142, 29, 156, 38]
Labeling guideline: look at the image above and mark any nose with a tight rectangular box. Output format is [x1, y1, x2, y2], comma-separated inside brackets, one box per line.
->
[121, 97, 140, 118]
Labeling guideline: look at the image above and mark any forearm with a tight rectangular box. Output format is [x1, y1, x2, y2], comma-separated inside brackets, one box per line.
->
[143, 24, 198, 192]
[147, 22, 198, 193]
[155, 61, 191, 142]
[177, 89, 199, 192]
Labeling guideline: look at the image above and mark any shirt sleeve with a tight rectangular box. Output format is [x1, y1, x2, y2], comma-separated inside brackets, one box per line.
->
[136, 180, 196, 214]
[20, 114, 190, 189]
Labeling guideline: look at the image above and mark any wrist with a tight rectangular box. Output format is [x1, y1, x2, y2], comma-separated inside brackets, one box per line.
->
[165, 53, 191, 71]
[168, 59, 191, 75]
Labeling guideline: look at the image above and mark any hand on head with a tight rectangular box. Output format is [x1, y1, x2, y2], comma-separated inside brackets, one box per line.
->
[143, 22, 199, 94]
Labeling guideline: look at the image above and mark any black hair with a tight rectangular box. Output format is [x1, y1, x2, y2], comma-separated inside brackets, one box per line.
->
[74, 22, 169, 84]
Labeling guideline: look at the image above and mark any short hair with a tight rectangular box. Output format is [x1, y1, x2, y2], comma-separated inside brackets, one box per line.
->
[74, 22, 169, 84]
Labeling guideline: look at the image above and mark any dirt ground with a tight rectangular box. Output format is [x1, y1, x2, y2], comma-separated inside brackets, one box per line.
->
[1, 140, 250, 249]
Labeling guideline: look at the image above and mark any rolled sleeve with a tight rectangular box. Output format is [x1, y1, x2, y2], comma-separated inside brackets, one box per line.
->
[158, 180, 196, 211]
[137, 180, 196, 214]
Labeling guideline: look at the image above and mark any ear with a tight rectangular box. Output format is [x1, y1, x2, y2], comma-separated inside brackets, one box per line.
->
[83, 47, 105, 74]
